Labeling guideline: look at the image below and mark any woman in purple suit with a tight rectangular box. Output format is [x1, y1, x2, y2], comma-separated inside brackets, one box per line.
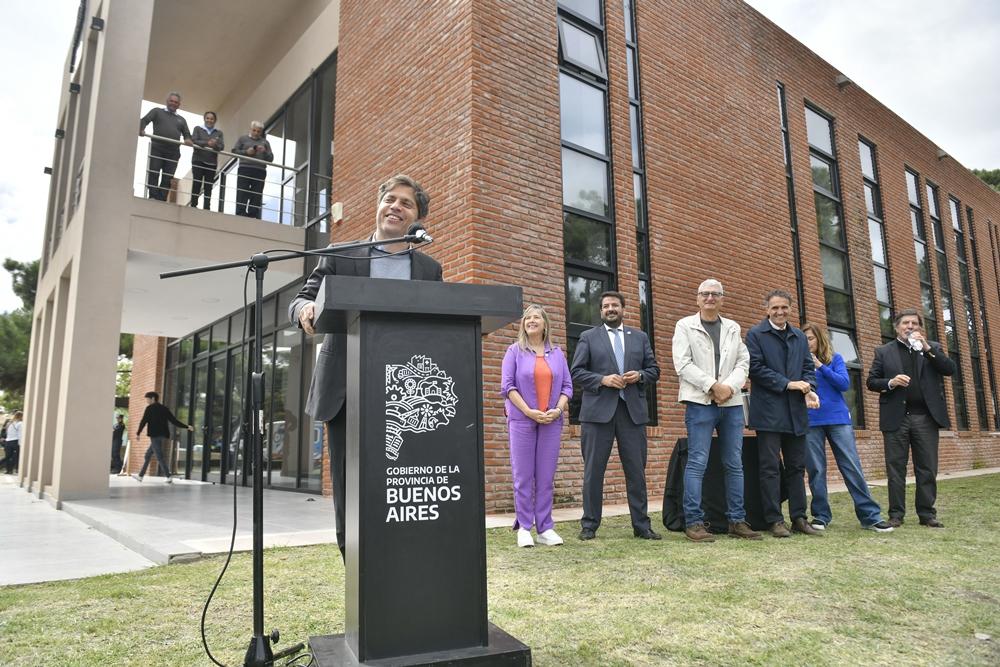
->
[501, 305, 573, 547]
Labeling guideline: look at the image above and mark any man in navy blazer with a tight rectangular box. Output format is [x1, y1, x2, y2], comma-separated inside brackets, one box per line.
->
[289, 174, 443, 559]
[746, 290, 821, 538]
[571, 291, 661, 540]
[866, 308, 955, 528]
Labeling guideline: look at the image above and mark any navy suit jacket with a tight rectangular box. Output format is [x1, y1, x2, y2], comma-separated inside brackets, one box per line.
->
[288, 244, 443, 423]
[570, 324, 659, 424]
[866, 339, 956, 431]
[746, 318, 816, 436]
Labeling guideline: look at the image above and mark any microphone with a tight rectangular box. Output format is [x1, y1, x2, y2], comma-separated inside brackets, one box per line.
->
[405, 222, 433, 244]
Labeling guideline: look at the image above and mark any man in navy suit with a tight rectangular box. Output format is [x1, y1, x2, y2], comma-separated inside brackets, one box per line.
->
[866, 309, 955, 528]
[289, 174, 443, 559]
[571, 291, 661, 541]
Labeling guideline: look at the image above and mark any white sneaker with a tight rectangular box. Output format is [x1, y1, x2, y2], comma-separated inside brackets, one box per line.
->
[516, 528, 534, 548]
[536, 529, 564, 546]
[809, 519, 828, 531]
[165, 477, 173, 484]
[132, 474, 143, 483]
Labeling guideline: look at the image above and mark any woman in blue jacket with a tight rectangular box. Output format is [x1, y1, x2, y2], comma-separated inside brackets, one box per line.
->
[802, 323, 893, 532]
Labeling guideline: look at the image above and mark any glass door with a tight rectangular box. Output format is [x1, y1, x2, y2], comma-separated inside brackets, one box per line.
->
[206, 356, 227, 483]
[227, 348, 248, 486]
[190, 359, 209, 480]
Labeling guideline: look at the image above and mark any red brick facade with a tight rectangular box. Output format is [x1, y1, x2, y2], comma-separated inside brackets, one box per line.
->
[326, 0, 1000, 513]
[127, 335, 166, 475]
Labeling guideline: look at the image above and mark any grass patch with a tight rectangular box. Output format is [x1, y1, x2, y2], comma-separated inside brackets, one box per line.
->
[1, 475, 999, 665]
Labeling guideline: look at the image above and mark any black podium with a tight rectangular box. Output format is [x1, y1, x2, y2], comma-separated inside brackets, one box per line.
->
[308, 276, 531, 666]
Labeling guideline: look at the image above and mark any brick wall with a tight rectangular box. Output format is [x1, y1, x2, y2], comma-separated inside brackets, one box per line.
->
[325, 0, 1000, 511]
[127, 335, 166, 475]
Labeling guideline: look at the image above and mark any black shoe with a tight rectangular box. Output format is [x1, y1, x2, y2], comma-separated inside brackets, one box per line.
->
[578, 528, 596, 541]
[920, 518, 944, 528]
[633, 528, 662, 540]
[888, 517, 903, 528]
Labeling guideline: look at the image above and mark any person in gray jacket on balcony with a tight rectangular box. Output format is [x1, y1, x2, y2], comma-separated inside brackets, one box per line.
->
[190, 111, 224, 209]
[139, 91, 193, 201]
[232, 121, 274, 219]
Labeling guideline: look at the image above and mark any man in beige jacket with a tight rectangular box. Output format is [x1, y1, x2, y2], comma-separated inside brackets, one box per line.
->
[671, 279, 761, 542]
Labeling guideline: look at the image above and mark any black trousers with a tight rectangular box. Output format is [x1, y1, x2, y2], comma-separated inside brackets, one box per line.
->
[326, 409, 347, 561]
[190, 163, 216, 208]
[111, 440, 123, 473]
[756, 431, 807, 524]
[235, 167, 266, 218]
[146, 152, 179, 201]
[3, 440, 19, 474]
[580, 400, 651, 532]
[883, 413, 939, 521]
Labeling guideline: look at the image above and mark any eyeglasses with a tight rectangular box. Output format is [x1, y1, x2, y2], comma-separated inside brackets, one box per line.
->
[698, 291, 723, 298]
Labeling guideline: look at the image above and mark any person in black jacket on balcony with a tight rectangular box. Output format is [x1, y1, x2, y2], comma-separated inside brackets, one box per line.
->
[139, 92, 193, 201]
[232, 121, 274, 219]
[190, 111, 224, 209]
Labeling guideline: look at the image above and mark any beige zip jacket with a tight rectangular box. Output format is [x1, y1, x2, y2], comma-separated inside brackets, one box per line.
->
[671, 314, 749, 407]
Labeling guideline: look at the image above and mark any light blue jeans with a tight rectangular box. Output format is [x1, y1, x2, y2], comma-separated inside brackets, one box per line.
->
[805, 424, 883, 526]
[683, 403, 746, 526]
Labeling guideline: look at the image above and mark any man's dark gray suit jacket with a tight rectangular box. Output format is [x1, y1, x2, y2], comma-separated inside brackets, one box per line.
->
[287, 245, 443, 423]
[571, 325, 660, 424]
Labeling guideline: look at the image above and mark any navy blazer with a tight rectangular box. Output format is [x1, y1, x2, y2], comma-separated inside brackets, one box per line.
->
[746, 318, 816, 436]
[866, 339, 956, 431]
[570, 324, 659, 425]
[288, 244, 443, 422]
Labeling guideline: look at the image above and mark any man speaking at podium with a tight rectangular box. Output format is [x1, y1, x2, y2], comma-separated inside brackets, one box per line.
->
[289, 174, 443, 560]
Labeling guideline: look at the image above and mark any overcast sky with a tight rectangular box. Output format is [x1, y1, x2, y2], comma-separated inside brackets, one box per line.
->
[0, 1, 998, 313]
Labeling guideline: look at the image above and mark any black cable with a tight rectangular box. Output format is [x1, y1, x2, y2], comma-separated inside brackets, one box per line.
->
[199, 266, 253, 667]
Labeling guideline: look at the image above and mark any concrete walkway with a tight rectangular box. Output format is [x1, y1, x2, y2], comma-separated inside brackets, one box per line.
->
[2, 466, 998, 586]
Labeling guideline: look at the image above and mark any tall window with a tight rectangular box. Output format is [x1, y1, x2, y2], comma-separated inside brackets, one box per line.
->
[623, 0, 656, 422]
[927, 183, 968, 429]
[859, 138, 893, 341]
[806, 105, 862, 426]
[906, 169, 938, 341]
[776, 83, 807, 320]
[966, 206, 1000, 428]
[558, 0, 613, 422]
[950, 197, 980, 428]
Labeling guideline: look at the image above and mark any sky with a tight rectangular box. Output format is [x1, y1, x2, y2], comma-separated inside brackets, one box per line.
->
[0, 1, 998, 314]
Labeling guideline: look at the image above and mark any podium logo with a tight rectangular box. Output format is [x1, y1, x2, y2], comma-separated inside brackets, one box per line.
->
[385, 355, 458, 460]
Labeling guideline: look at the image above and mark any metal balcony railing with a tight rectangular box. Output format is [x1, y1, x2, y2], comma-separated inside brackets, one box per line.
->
[136, 134, 333, 227]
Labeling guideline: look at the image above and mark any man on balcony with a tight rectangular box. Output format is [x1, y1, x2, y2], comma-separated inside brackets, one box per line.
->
[139, 91, 193, 201]
[190, 111, 224, 209]
[232, 121, 274, 219]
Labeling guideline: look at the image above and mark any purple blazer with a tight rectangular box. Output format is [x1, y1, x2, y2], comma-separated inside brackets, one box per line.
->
[500, 342, 573, 422]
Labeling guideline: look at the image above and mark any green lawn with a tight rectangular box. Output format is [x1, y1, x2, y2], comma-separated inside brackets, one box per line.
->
[2, 475, 999, 665]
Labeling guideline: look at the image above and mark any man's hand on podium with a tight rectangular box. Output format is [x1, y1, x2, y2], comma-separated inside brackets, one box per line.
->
[299, 302, 316, 334]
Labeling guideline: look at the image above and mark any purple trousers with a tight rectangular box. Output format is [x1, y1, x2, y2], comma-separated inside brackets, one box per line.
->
[508, 418, 563, 532]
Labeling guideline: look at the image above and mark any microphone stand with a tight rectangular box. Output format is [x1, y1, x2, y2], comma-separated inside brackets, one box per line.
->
[160, 230, 428, 666]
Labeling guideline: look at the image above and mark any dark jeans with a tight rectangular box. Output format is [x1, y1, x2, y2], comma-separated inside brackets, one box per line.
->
[2, 440, 19, 474]
[756, 431, 807, 524]
[111, 440, 123, 473]
[138, 436, 173, 478]
[883, 413, 939, 521]
[580, 400, 651, 533]
[146, 151, 179, 201]
[190, 163, 216, 209]
[235, 167, 266, 218]
[326, 409, 347, 561]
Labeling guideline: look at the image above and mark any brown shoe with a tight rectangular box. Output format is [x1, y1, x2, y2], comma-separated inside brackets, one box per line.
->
[729, 521, 763, 540]
[888, 517, 903, 528]
[920, 517, 944, 528]
[769, 521, 791, 538]
[792, 517, 822, 536]
[684, 523, 716, 543]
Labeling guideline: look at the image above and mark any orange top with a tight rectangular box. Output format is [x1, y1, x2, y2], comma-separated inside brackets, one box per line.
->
[533, 355, 552, 411]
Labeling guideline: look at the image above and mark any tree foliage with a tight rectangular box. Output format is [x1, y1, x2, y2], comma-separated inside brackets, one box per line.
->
[0, 309, 31, 403]
[972, 168, 1000, 192]
[116, 355, 133, 398]
[3, 258, 39, 311]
